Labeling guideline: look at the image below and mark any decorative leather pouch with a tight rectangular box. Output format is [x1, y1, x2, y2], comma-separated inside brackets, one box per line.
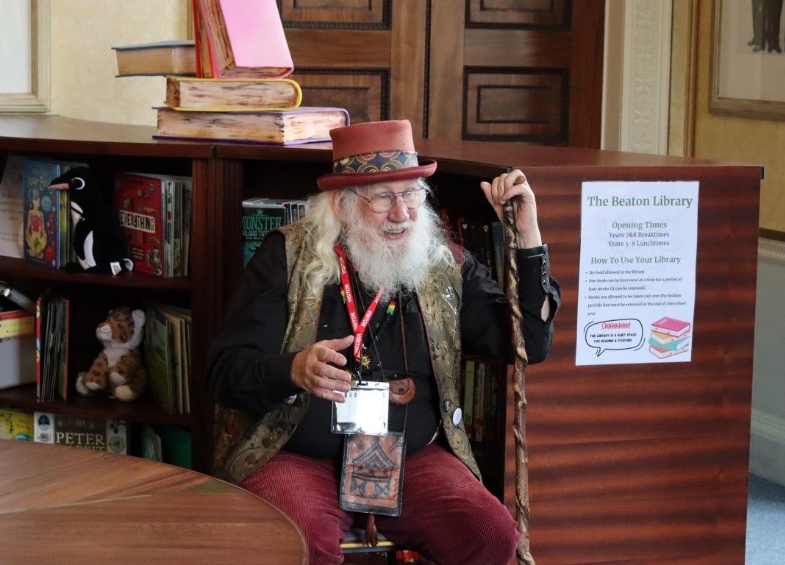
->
[339, 432, 405, 516]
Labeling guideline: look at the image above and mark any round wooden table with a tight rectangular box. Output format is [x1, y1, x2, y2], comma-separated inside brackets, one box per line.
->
[0, 441, 307, 564]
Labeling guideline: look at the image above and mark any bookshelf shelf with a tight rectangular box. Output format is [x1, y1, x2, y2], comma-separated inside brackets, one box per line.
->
[0, 114, 762, 564]
[0, 256, 192, 290]
[0, 384, 190, 427]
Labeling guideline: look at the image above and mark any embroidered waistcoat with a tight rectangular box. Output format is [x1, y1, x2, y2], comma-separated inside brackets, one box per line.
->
[212, 222, 481, 484]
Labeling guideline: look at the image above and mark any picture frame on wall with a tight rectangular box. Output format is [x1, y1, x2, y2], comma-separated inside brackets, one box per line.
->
[0, 0, 49, 113]
[710, 0, 785, 120]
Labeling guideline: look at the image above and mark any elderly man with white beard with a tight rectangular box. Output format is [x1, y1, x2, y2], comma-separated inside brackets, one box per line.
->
[207, 119, 561, 565]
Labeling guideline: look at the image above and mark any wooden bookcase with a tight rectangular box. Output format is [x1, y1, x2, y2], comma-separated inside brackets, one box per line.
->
[0, 115, 760, 565]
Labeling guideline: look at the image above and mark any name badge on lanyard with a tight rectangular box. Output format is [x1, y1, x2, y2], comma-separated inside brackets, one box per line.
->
[332, 381, 389, 435]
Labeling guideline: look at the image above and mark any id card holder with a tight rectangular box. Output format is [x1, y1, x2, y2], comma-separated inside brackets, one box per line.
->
[332, 381, 389, 435]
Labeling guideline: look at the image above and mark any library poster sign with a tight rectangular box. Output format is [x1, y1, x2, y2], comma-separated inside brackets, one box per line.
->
[575, 181, 699, 366]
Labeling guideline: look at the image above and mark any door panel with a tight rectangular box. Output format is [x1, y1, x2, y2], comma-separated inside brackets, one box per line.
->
[281, 0, 604, 147]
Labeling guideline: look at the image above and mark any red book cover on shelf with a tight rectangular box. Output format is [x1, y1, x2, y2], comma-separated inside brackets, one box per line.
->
[113, 172, 166, 277]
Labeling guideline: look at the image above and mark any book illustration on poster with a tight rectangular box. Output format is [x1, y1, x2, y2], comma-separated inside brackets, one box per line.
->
[154, 106, 350, 145]
[0, 155, 24, 259]
[648, 316, 691, 359]
[112, 40, 196, 77]
[650, 316, 691, 337]
[165, 76, 302, 111]
[194, 0, 294, 79]
[33, 412, 129, 453]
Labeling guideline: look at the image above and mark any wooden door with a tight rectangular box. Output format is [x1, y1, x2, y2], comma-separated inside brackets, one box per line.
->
[281, 0, 605, 147]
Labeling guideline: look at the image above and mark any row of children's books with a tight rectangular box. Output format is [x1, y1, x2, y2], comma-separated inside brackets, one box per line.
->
[19, 156, 192, 279]
[113, 0, 350, 144]
[0, 407, 191, 467]
[0, 283, 191, 417]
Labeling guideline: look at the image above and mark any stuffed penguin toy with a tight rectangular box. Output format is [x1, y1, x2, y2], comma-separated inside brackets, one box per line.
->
[49, 167, 133, 275]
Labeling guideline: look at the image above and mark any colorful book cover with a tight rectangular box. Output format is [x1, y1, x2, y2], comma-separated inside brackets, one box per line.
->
[22, 159, 65, 268]
[114, 172, 166, 277]
[0, 408, 34, 441]
[0, 309, 34, 339]
[33, 412, 129, 453]
[21, 158, 83, 269]
[241, 197, 286, 266]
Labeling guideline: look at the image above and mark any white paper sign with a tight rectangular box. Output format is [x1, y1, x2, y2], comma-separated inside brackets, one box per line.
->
[576, 181, 699, 365]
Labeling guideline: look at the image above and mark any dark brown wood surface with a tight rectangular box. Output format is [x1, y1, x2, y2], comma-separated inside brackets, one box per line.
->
[0, 115, 761, 565]
[0, 441, 306, 565]
[281, 0, 605, 147]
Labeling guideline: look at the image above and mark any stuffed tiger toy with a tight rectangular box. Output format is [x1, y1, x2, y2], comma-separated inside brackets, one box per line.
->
[76, 307, 147, 402]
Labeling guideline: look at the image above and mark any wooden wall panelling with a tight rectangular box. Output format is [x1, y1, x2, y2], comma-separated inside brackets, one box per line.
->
[568, 1, 606, 148]
[287, 72, 386, 127]
[389, 0, 427, 134]
[428, 1, 466, 140]
[283, 1, 399, 125]
[280, 1, 605, 146]
[504, 163, 757, 564]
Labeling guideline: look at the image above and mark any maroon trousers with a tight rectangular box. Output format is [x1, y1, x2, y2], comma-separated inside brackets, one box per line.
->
[240, 442, 519, 565]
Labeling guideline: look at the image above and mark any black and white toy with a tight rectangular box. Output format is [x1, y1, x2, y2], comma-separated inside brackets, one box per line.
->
[50, 167, 133, 275]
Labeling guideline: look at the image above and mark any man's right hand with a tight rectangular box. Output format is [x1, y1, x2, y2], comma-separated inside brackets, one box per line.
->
[290, 335, 354, 402]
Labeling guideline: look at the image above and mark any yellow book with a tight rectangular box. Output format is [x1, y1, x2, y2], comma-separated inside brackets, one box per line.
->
[165, 76, 302, 111]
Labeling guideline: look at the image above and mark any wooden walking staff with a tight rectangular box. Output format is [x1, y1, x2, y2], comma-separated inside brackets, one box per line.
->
[503, 174, 535, 565]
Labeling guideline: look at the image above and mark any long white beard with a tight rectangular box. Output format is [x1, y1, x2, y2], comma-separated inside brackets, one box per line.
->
[341, 203, 439, 300]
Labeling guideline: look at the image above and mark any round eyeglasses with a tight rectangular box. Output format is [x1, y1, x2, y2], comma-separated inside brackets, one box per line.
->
[352, 187, 426, 213]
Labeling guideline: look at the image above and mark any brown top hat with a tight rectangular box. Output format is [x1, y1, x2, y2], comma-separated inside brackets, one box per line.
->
[316, 119, 437, 191]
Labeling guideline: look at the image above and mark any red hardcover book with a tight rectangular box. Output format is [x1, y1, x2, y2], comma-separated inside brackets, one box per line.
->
[113, 172, 166, 277]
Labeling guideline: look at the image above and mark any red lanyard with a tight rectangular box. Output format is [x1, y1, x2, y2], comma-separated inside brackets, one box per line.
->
[334, 243, 385, 364]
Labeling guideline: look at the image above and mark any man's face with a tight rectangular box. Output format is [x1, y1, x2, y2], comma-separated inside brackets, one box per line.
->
[354, 180, 422, 245]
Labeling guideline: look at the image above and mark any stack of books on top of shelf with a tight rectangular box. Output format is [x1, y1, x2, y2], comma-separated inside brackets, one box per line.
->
[113, 0, 350, 144]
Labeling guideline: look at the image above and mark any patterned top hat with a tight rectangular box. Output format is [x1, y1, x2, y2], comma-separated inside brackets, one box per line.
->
[316, 119, 437, 191]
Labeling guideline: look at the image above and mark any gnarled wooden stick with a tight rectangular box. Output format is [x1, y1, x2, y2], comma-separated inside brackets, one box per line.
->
[503, 179, 535, 565]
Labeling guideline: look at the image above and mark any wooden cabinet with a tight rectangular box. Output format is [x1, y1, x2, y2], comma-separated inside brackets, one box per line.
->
[0, 115, 760, 564]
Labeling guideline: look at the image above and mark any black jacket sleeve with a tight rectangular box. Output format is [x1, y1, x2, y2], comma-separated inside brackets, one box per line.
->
[459, 244, 560, 364]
